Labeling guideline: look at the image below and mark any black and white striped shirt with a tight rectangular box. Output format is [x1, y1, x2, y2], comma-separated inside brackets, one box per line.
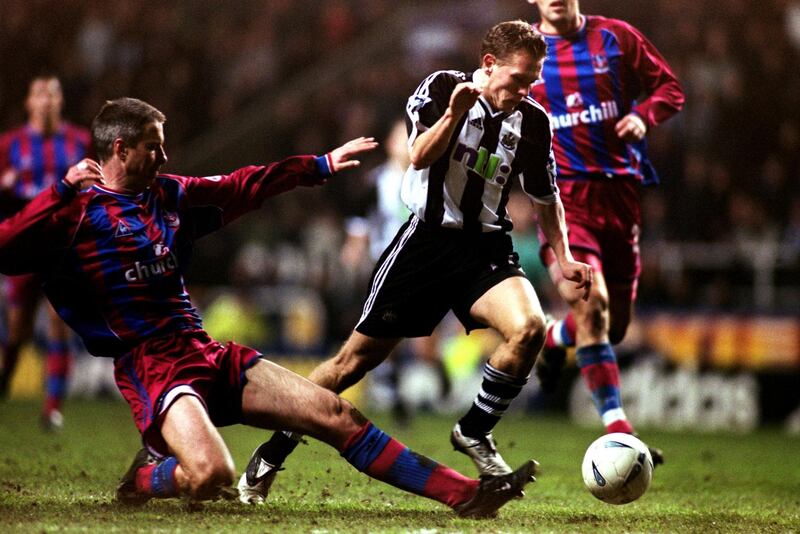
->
[402, 70, 558, 233]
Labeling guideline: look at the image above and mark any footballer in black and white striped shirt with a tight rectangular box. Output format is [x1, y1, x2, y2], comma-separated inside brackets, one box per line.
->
[243, 21, 594, 487]
[350, 20, 593, 478]
[402, 67, 558, 233]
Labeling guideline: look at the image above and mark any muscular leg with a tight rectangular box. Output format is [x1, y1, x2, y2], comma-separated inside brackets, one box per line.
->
[242, 358, 366, 446]
[117, 393, 237, 503]
[307, 331, 400, 393]
[570, 267, 610, 347]
[241, 358, 480, 509]
[470, 276, 546, 378]
[239, 331, 400, 490]
[160, 395, 236, 499]
[450, 277, 545, 476]
[124, 353, 371, 504]
[554, 259, 634, 434]
[536, 250, 594, 392]
[119, 359, 502, 510]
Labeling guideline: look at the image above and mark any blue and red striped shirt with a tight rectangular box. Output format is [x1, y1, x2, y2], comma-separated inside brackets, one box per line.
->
[0, 155, 331, 358]
[0, 123, 91, 216]
[529, 15, 684, 182]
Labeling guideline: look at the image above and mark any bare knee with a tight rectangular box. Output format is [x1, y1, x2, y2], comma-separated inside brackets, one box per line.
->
[183, 455, 235, 499]
[577, 296, 610, 339]
[506, 312, 547, 359]
[312, 393, 366, 448]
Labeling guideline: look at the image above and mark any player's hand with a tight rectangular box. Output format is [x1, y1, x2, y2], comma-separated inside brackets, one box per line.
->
[449, 82, 482, 117]
[0, 168, 16, 190]
[64, 158, 105, 190]
[328, 137, 379, 173]
[615, 113, 647, 142]
[560, 259, 594, 301]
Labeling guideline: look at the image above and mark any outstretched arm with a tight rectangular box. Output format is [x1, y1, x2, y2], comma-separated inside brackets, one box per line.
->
[305, 136, 378, 185]
[177, 137, 379, 235]
[326, 137, 379, 174]
[534, 200, 593, 300]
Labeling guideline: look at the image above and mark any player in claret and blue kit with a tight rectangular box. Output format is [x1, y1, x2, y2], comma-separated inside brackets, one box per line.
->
[0, 74, 92, 430]
[526, 0, 685, 462]
[0, 97, 535, 516]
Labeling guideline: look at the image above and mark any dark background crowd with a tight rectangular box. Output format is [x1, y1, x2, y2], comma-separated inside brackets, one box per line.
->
[1, 0, 797, 350]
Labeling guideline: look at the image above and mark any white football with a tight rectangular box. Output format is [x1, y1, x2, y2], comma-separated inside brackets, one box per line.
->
[581, 432, 653, 505]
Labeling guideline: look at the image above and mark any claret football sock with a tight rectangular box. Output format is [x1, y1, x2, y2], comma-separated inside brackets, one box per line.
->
[545, 313, 576, 349]
[576, 343, 633, 434]
[341, 422, 478, 508]
[135, 456, 180, 498]
[44, 340, 72, 417]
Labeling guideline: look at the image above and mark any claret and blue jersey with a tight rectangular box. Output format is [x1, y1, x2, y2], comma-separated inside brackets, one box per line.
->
[529, 15, 684, 181]
[48, 176, 203, 357]
[0, 123, 91, 215]
[0, 155, 329, 358]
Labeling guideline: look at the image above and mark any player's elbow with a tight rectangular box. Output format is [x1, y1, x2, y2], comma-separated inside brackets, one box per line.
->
[671, 84, 686, 111]
[409, 152, 431, 170]
[667, 81, 686, 113]
[409, 142, 436, 170]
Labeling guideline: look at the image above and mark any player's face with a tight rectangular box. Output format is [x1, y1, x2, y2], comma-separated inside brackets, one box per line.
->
[25, 78, 63, 124]
[484, 51, 543, 112]
[530, 0, 580, 27]
[125, 121, 167, 186]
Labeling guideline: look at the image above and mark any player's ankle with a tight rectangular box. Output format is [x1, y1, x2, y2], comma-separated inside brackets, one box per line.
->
[606, 419, 634, 434]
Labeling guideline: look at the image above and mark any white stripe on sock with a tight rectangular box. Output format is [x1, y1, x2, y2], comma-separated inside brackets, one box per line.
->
[601, 408, 628, 427]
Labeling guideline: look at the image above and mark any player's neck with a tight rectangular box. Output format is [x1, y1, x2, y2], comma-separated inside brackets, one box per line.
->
[28, 115, 62, 136]
[100, 163, 147, 195]
[99, 179, 147, 196]
[539, 13, 582, 36]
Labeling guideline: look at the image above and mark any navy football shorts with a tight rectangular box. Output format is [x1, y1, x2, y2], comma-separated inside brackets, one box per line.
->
[355, 216, 527, 338]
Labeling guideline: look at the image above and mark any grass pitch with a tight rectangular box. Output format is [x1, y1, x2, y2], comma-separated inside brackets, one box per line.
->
[1, 399, 798, 533]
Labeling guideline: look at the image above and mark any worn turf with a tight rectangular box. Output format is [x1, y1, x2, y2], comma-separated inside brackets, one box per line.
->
[1, 399, 798, 533]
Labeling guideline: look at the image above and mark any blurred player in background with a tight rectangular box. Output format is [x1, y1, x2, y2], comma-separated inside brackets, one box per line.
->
[0, 75, 92, 430]
[0, 97, 535, 516]
[527, 0, 685, 462]
[239, 20, 592, 504]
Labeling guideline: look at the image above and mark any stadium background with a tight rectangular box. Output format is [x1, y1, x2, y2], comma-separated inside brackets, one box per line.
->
[1, 0, 798, 432]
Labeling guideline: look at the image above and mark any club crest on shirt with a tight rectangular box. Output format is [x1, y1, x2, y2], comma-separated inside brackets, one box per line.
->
[382, 309, 398, 323]
[592, 54, 610, 74]
[500, 132, 518, 150]
[409, 94, 431, 113]
[115, 220, 132, 237]
[566, 92, 584, 109]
